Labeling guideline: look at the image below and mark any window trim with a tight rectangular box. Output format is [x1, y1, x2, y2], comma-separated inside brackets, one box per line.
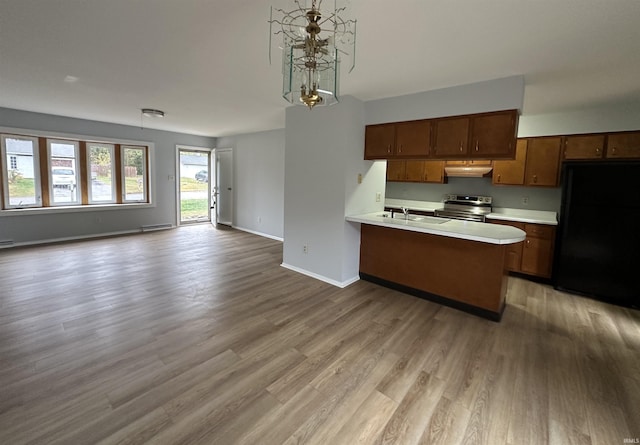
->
[0, 126, 154, 214]
[87, 142, 117, 204]
[1, 134, 43, 209]
[47, 138, 81, 207]
[121, 145, 149, 203]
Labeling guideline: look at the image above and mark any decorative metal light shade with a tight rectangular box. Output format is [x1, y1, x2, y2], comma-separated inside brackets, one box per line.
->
[270, 0, 356, 109]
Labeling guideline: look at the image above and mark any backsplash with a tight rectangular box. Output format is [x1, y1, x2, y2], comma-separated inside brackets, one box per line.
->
[385, 177, 562, 213]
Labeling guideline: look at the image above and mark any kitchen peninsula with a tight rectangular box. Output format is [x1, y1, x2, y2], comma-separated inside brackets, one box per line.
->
[346, 212, 526, 321]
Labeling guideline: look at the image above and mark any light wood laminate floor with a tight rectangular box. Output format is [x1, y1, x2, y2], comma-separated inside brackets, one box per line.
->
[1, 225, 639, 445]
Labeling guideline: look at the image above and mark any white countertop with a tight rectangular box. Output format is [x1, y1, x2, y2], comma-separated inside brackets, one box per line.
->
[486, 208, 557, 225]
[346, 212, 526, 245]
[384, 198, 557, 226]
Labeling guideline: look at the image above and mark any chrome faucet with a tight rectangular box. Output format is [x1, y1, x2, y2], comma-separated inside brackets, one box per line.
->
[401, 206, 409, 220]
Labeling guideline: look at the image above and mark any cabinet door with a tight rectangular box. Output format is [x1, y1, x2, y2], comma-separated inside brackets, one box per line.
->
[365, 124, 396, 159]
[470, 110, 518, 158]
[563, 134, 605, 159]
[432, 117, 470, 157]
[520, 224, 555, 278]
[423, 161, 445, 183]
[490, 220, 525, 272]
[524, 137, 561, 187]
[493, 139, 527, 185]
[386, 160, 405, 181]
[404, 161, 425, 181]
[606, 131, 640, 159]
[395, 120, 431, 157]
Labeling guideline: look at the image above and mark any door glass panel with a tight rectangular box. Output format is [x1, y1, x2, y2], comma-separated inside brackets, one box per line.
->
[179, 150, 210, 223]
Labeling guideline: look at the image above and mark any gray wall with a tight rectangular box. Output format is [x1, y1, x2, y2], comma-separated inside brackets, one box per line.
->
[283, 96, 383, 286]
[385, 102, 640, 213]
[217, 129, 285, 240]
[0, 107, 215, 245]
[386, 178, 562, 213]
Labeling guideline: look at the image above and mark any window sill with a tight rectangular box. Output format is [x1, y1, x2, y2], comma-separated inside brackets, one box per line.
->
[0, 202, 154, 217]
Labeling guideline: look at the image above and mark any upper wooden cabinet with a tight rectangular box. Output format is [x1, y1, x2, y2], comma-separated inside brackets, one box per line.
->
[469, 110, 518, 158]
[524, 137, 562, 187]
[606, 131, 640, 159]
[432, 117, 470, 158]
[395, 120, 432, 157]
[423, 161, 446, 183]
[365, 109, 519, 160]
[563, 134, 605, 159]
[365, 120, 431, 159]
[492, 138, 527, 185]
[386, 160, 405, 181]
[364, 123, 396, 159]
[386, 160, 445, 183]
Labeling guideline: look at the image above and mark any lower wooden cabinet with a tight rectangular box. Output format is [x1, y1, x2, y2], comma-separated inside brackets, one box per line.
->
[490, 220, 555, 278]
[521, 223, 555, 278]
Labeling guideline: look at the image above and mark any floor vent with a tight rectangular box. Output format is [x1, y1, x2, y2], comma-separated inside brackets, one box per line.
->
[141, 224, 172, 232]
[0, 240, 15, 247]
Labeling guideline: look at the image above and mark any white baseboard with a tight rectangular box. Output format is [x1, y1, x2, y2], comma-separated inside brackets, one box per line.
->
[1, 228, 151, 249]
[0, 225, 176, 249]
[233, 225, 284, 242]
[280, 263, 359, 288]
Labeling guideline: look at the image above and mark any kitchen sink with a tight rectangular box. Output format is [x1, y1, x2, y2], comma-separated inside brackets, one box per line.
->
[378, 213, 450, 224]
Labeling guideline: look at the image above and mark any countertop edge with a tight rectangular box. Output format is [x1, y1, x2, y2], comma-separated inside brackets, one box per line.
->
[346, 213, 526, 245]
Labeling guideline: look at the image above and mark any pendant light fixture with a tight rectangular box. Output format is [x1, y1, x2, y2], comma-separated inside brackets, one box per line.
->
[269, 0, 357, 109]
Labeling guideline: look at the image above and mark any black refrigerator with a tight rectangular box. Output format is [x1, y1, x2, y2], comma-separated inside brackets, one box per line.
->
[554, 161, 640, 309]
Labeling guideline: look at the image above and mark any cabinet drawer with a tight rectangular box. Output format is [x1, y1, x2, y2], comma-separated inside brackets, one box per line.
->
[524, 223, 555, 239]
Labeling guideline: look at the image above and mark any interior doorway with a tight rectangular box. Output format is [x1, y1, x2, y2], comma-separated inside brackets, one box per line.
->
[178, 148, 211, 224]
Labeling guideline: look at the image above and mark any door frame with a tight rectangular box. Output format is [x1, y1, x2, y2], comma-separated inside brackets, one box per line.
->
[213, 147, 234, 227]
[175, 145, 213, 226]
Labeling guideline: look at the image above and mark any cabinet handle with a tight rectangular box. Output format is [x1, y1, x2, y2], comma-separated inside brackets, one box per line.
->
[533, 174, 538, 184]
[596, 147, 600, 154]
[399, 144, 402, 153]
[387, 144, 391, 154]
[497, 174, 501, 183]
[475, 141, 479, 152]
[526, 239, 530, 246]
[612, 147, 617, 155]
[459, 142, 463, 152]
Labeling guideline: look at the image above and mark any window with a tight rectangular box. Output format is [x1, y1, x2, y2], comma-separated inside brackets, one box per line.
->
[122, 145, 148, 202]
[88, 143, 116, 203]
[1, 131, 152, 211]
[47, 139, 80, 206]
[1, 134, 42, 208]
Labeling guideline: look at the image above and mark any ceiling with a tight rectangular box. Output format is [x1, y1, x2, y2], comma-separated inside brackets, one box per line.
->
[1, 0, 639, 137]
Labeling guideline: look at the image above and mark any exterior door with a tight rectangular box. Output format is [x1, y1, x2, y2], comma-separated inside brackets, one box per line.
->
[215, 148, 233, 226]
[178, 148, 211, 224]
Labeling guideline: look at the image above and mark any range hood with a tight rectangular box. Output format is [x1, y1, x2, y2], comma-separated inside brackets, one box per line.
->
[444, 165, 493, 178]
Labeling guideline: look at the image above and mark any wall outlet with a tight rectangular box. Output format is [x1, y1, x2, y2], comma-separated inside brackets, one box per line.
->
[303, 244, 308, 254]
[357, 173, 363, 184]
[376, 192, 381, 202]
[522, 196, 529, 205]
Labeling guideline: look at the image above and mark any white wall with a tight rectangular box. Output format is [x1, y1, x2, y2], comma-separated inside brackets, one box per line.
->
[217, 129, 285, 240]
[283, 96, 384, 286]
[518, 102, 640, 136]
[0, 107, 215, 246]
